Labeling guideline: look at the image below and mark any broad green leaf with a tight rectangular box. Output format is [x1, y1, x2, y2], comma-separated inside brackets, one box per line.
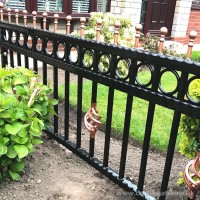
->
[0, 109, 5, 113]
[10, 161, 25, 173]
[18, 129, 28, 138]
[0, 143, 7, 156]
[0, 111, 12, 119]
[16, 157, 22, 162]
[33, 108, 42, 116]
[32, 137, 43, 145]
[0, 156, 12, 166]
[2, 85, 13, 94]
[15, 85, 26, 95]
[3, 137, 9, 144]
[15, 110, 25, 120]
[18, 67, 35, 77]
[0, 119, 4, 125]
[26, 143, 36, 153]
[51, 99, 58, 105]
[30, 120, 43, 133]
[5, 122, 23, 135]
[13, 76, 28, 85]
[6, 146, 17, 159]
[11, 135, 29, 144]
[0, 69, 11, 78]
[14, 145, 29, 159]
[29, 130, 41, 137]
[9, 170, 20, 181]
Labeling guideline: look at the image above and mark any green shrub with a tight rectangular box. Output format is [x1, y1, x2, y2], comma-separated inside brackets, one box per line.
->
[140, 34, 181, 57]
[179, 79, 200, 158]
[85, 12, 134, 47]
[178, 79, 200, 185]
[0, 66, 57, 181]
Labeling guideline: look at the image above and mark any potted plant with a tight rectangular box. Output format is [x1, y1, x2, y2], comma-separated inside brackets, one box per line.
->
[0, 66, 57, 180]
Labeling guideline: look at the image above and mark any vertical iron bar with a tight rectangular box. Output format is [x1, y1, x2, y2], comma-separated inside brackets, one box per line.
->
[17, 52, 21, 67]
[103, 55, 117, 167]
[53, 41, 58, 134]
[0, 27, 7, 67]
[91, 81, 98, 103]
[64, 70, 70, 140]
[33, 59, 38, 73]
[23, 32, 29, 69]
[53, 65, 58, 133]
[118, 94, 133, 179]
[89, 50, 99, 158]
[118, 59, 137, 179]
[89, 138, 95, 158]
[7, 9, 13, 67]
[32, 36, 38, 73]
[24, 55, 29, 69]
[137, 104, 155, 189]
[42, 37, 47, 84]
[1, 48, 8, 68]
[10, 49, 14, 67]
[137, 65, 161, 191]
[159, 73, 188, 200]
[158, 112, 181, 200]
[17, 31, 21, 67]
[77, 75, 83, 149]
[64, 44, 70, 141]
[43, 62, 47, 85]
[103, 88, 114, 167]
[76, 48, 83, 149]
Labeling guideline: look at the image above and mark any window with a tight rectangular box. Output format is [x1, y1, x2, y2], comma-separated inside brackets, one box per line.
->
[2, 0, 111, 17]
[38, 0, 63, 12]
[72, 0, 90, 13]
[3, 0, 25, 10]
[97, 0, 108, 13]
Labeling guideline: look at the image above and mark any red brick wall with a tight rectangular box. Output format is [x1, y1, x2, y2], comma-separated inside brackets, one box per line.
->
[173, 9, 200, 44]
[186, 9, 200, 43]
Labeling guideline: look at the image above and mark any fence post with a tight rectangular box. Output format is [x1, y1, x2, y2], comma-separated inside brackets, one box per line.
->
[186, 31, 198, 59]
[158, 27, 168, 54]
[7, 8, 11, 23]
[15, 9, 19, 25]
[66, 15, 72, 35]
[114, 21, 120, 45]
[134, 24, 142, 48]
[23, 10, 27, 26]
[80, 17, 86, 38]
[0, 0, 7, 68]
[42, 12, 48, 30]
[32, 11, 37, 28]
[1, 50, 8, 68]
[54, 14, 59, 32]
[96, 19, 102, 42]
[0, 3, 3, 21]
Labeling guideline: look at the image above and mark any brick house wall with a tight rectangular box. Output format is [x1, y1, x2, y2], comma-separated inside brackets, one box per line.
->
[186, 2, 200, 43]
[171, 0, 200, 44]
[111, 0, 142, 26]
[110, 0, 200, 44]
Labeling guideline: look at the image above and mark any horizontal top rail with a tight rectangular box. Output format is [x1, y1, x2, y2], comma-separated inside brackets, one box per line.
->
[1, 22, 200, 73]
[1, 21, 200, 118]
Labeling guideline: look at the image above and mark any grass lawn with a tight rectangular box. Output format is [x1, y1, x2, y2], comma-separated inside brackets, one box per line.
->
[58, 70, 182, 151]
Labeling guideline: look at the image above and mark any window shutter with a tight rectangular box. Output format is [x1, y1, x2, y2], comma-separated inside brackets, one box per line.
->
[37, 0, 63, 12]
[7, 0, 25, 10]
[72, 0, 90, 13]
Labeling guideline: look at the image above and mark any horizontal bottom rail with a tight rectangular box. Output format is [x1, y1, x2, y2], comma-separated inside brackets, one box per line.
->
[44, 128, 155, 200]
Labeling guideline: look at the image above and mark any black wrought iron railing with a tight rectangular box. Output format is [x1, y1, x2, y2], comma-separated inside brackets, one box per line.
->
[0, 10, 200, 200]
